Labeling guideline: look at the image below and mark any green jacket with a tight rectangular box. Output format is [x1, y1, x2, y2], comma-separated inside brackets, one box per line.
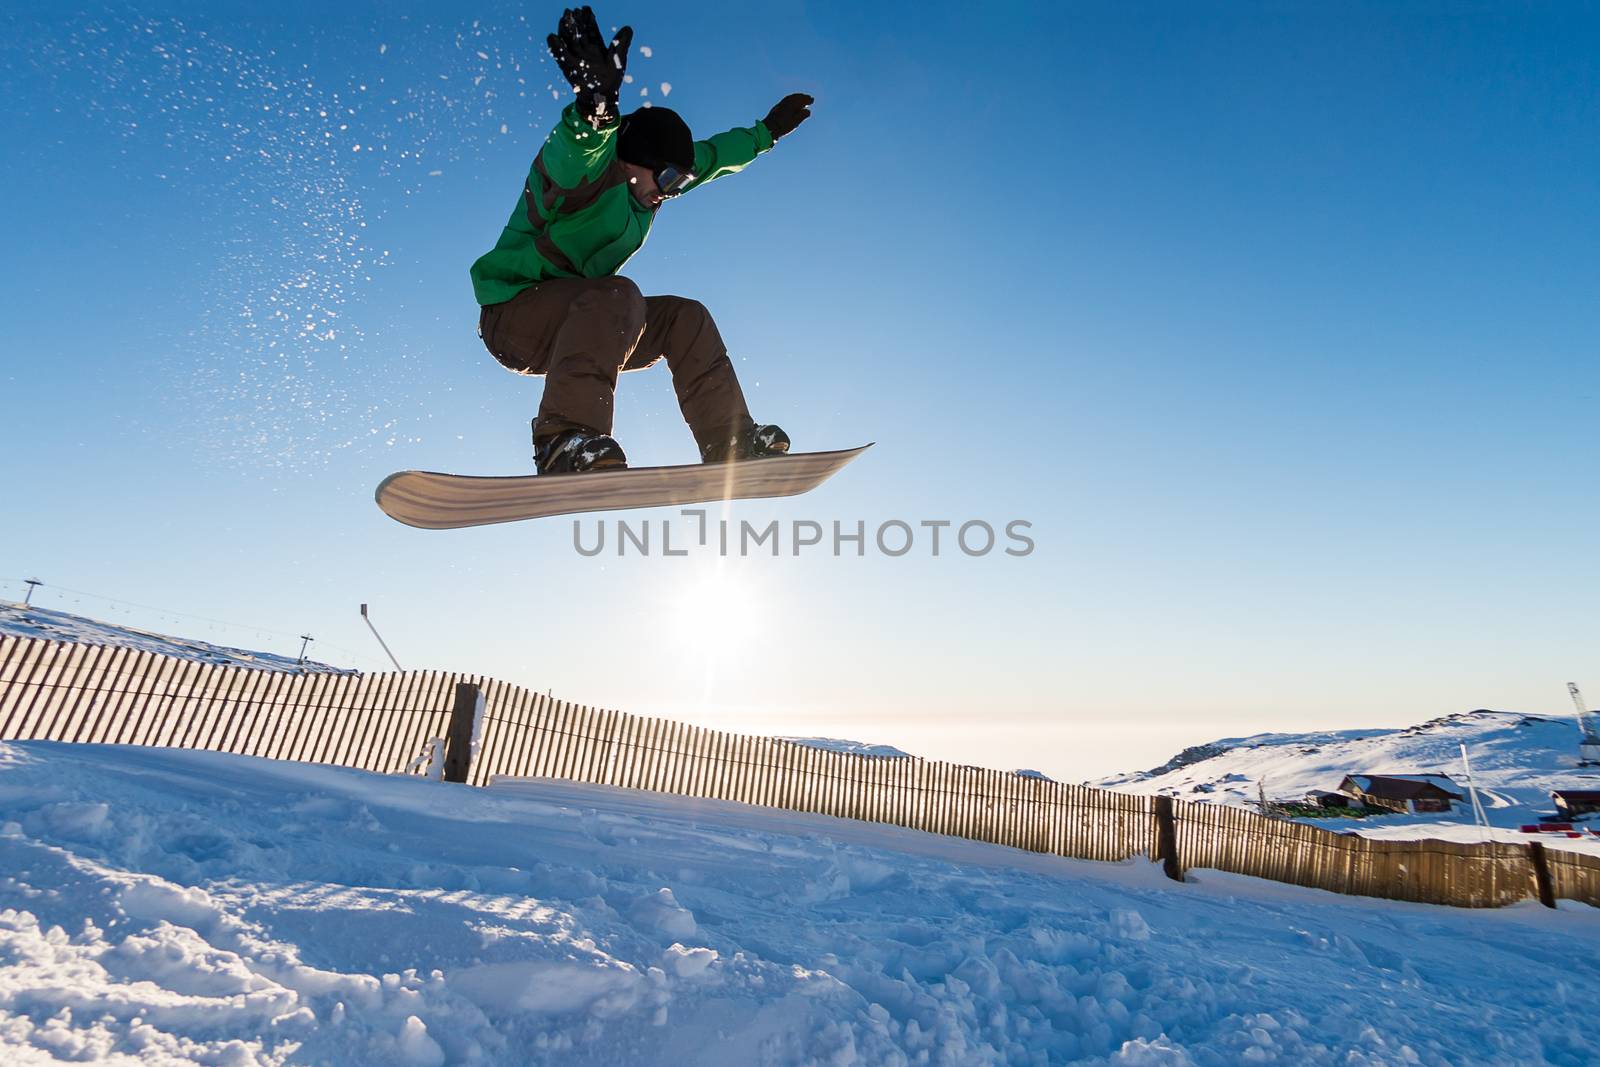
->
[470, 104, 774, 305]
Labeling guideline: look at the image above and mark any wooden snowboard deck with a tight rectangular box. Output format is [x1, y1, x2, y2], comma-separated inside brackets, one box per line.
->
[376, 445, 871, 529]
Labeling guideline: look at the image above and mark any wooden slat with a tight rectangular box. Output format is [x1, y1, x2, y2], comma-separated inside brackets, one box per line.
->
[655, 718, 679, 794]
[331, 673, 395, 771]
[713, 730, 735, 802]
[629, 714, 656, 792]
[69, 645, 133, 745]
[379, 671, 428, 773]
[115, 652, 178, 747]
[503, 686, 538, 782]
[703, 727, 724, 800]
[780, 741, 802, 811]
[0, 638, 38, 725]
[522, 694, 552, 778]
[275, 668, 329, 762]
[666, 720, 691, 797]
[199, 659, 265, 754]
[683, 726, 706, 798]
[37, 643, 108, 742]
[1, 639, 65, 737]
[346, 672, 407, 771]
[11, 641, 77, 740]
[557, 702, 586, 782]
[641, 715, 665, 793]
[235, 663, 295, 757]
[165, 659, 224, 751]
[703, 728, 723, 800]
[532, 695, 562, 779]
[605, 710, 631, 788]
[303, 671, 361, 766]
[159, 661, 220, 751]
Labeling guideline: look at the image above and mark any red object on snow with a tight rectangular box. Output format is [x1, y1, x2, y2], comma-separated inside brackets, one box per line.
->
[1520, 825, 1543, 833]
[1539, 823, 1575, 832]
[1568, 832, 1585, 838]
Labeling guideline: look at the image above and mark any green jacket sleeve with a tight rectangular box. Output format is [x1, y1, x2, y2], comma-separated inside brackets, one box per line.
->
[538, 103, 620, 188]
[681, 119, 776, 194]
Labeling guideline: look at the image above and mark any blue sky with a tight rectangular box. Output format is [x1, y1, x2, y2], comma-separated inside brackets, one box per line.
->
[2, 1, 1597, 781]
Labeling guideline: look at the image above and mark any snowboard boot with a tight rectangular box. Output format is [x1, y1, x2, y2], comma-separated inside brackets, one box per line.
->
[534, 425, 629, 475]
[700, 423, 791, 464]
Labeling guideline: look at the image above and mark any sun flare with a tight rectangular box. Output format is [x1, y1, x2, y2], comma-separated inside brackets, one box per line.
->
[670, 563, 759, 657]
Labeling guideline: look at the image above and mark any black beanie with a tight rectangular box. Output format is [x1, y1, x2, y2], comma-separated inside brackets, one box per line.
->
[617, 107, 694, 171]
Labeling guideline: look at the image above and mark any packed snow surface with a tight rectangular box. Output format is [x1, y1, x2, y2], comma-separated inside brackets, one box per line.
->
[1094, 710, 1600, 853]
[2, 742, 1598, 1065]
[0, 602, 353, 675]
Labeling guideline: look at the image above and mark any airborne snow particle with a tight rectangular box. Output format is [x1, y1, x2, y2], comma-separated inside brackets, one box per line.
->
[659, 82, 671, 97]
[639, 45, 652, 57]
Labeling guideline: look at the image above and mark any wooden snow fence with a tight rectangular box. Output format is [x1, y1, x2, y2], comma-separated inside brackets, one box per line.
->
[1165, 799, 1558, 908]
[4, 633, 1600, 910]
[0, 634, 460, 776]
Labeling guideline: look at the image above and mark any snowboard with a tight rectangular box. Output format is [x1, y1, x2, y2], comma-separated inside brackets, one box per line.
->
[375, 444, 871, 529]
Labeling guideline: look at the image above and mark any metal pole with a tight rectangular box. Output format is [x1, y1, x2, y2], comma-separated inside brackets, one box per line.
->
[22, 579, 41, 606]
[297, 634, 314, 664]
[359, 603, 404, 672]
[1568, 683, 1594, 739]
[1459, 742, 1491, 842]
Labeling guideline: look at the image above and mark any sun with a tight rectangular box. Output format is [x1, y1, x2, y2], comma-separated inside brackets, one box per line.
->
[670, 562, 758, 652]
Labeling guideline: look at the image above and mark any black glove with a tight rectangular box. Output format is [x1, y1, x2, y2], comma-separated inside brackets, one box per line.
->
[546, 6, 633, 128]
[762, 93, 814, 141]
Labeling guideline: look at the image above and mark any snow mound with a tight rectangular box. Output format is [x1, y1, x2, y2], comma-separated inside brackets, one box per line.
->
[779, 736, 914, 759]
[2, 740, 1599, 1065]
[0, 602, 353, 674]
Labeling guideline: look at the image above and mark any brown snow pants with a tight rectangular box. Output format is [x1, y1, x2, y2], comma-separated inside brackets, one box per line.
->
[478, 276, 753, 453]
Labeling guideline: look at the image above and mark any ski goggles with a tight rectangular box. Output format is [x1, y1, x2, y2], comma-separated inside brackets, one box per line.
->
[654, 163, 695, 198]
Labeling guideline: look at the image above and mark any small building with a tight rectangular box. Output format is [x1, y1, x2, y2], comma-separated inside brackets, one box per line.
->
[1338, 774, 1464, 814]
[1552, 790, 1600, 818]
[1306, 790, 1351, 809]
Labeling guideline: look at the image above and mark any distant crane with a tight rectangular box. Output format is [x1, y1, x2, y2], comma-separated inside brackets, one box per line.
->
[1567, 683, 1600, 765]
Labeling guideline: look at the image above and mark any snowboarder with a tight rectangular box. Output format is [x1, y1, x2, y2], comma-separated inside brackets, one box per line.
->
[470, 6, 814, 475]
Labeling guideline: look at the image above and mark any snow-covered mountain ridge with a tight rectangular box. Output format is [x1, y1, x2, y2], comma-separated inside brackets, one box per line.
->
[1093, 709, 1600, 852]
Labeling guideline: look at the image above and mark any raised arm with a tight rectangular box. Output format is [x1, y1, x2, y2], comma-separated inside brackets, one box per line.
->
[540, 5, 632, 186]
[681, 93, 814, 195]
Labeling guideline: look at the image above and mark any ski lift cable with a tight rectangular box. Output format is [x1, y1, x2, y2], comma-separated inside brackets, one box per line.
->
[0, 577, 386, 669]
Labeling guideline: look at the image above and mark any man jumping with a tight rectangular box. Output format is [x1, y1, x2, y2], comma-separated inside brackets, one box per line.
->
[470, 5, 813, 475]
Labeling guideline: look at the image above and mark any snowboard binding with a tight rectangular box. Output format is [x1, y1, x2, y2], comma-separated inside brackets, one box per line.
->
[535, 426, 629, 475]
[701, 423, 791, 464]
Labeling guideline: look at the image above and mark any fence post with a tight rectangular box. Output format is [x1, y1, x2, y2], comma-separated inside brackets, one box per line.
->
[442, 683, 480, 784]
[1154, 795, 1183, 882]
[1527, 842, 1556, 909]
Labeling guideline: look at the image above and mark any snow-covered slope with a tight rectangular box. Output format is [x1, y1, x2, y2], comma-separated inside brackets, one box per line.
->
[2, 740, 1598, 1066]
[781, 736, 914, 759]
[0, 601, 354, 674]
[1094, 710, 1600, 852]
